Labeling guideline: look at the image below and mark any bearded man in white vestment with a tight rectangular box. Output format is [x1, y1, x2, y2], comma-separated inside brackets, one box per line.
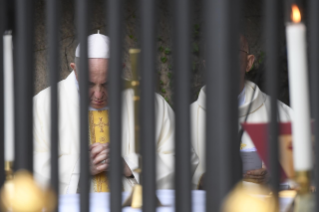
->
[192, 36, 293, 189]
[33, 34, 199, 194]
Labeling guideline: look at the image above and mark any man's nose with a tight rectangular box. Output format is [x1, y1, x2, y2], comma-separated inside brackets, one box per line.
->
[94, 87, 103, 99]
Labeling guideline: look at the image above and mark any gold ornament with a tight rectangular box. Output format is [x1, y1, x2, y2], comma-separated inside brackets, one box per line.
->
[1, 170, 56, 212]
[293, 171, 315, 212]
[123, 184, 143, 209]
[222, 182, 277, 212]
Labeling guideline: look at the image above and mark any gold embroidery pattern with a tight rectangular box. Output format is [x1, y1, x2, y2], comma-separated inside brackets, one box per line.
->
[240, 143, 247, 150]
[89, 110, 110, 192]
[93, 117, 108, 132]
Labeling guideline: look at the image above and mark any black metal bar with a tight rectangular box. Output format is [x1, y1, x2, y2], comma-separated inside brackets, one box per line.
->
[0, 0, 5, 192]
[173, 0, 192, 211]
[231, 0, 243, 186]
[107, 0, 123, 211]
[140, 0, 157, 211]
[47, 0, 60, 209]
[5, 1, 15, 31]
[264, 0, 280, 197]
[15, 0, 34, 172]
[309, 0, 319, 211]
[204, 0, 238, 210]
[76, 0, 90, 211]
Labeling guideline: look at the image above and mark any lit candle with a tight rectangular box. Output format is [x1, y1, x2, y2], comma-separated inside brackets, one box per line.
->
[3, 32, 14, 161]
[286, 5, 312, 171]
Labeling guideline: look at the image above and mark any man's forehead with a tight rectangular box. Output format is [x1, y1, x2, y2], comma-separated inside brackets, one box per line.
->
[88, 58, 108, 63]
[88, 58, 109, 68]
[88, 59, 108, 77]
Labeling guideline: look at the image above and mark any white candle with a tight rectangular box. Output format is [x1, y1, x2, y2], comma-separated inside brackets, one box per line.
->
[286, 5, 312, 171]
[3, 32, 14, 161]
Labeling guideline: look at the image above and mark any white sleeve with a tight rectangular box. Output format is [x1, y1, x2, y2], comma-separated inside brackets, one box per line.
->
[33, 93, 51, 190]
[154, 94, 199, 189]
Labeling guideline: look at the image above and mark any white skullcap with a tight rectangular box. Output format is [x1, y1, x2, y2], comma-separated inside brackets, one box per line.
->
[75, 34, 110, 58]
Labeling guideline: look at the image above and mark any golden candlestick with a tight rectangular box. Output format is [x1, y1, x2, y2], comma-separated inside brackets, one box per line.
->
[5, 161, 13, 181]
[129, 48, 141, 157]
[122, 48, 162, 208]
[293, 171, 314, 212]
[123, 48, 142, 208]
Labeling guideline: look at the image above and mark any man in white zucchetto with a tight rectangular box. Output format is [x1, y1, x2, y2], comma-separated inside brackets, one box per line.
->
[33, 33, 199, 194]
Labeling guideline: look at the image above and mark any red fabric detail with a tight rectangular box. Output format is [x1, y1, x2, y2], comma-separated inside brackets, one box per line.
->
[241, 123, 290, 182]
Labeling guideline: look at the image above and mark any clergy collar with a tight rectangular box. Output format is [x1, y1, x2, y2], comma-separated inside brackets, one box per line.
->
[238, 87, 246, 107]
[238, 81, 265, 117]
[196, 81, 265, 118]
[89, 106, 109, 111]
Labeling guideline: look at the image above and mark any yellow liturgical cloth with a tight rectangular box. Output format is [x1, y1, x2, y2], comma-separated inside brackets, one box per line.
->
[89, 110, 110, 192]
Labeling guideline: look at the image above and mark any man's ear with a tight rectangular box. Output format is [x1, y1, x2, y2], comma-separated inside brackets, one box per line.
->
[70, 62, 76, 70]
[70, 63, 79, 81]
[246, 55, 255, 73]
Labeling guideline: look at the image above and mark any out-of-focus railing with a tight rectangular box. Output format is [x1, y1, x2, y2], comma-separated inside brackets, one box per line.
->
[76, 0, 90, 212]
[172, 0, 192, 212]
[264, 0, 281, 198]
[0, 0, 5, 205]
[107, 0, 124, 211]
[2, 0, 319, 211]
[47, 1, 60, 211]
[15, 0, 34, 172]
[204, 0, 242, 210]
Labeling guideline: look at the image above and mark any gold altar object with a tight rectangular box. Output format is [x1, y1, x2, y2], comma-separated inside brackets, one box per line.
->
[129, 48, 141, 160]
[5, 161, 13, 181]
[123, 184, 143, 208]
[222, 182, 278, 212]
[293, 171, 314, 212]
[122, 48, 162, 208]
[1, 164, 56, 212]
[123, 48, 143, 208]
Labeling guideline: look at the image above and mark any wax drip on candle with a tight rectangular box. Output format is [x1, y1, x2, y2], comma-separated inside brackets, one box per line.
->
[291, 4, 301, 23]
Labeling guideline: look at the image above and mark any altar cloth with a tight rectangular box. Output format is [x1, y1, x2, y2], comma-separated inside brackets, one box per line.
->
[59, 190, 293, 212]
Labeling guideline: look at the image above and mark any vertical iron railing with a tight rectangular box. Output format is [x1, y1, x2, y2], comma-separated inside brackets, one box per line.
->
[204, 0, 239, 211]
[1, 1, 312, 211]
[231, 0, 243, 186]
[15, 0, 34, 172]
[107, 0, 124, 211]
[47, 0, 60, 210]
[76, 0, 90, 211]
[140, 0, 157, 211]
[309, 0, 319, 211]
[264, 0, 281, 198]
[173, 0, 192, 211]
[0, 0, 5, 197]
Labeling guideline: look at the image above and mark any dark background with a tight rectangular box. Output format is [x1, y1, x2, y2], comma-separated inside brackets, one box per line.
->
[3, 0, 311, 107]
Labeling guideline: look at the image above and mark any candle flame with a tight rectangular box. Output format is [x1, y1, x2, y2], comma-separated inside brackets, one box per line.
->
[291, 4, 301, 23]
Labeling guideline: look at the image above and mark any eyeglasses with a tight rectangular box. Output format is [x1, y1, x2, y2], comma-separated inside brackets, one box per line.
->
[239, 49, 249, 54]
